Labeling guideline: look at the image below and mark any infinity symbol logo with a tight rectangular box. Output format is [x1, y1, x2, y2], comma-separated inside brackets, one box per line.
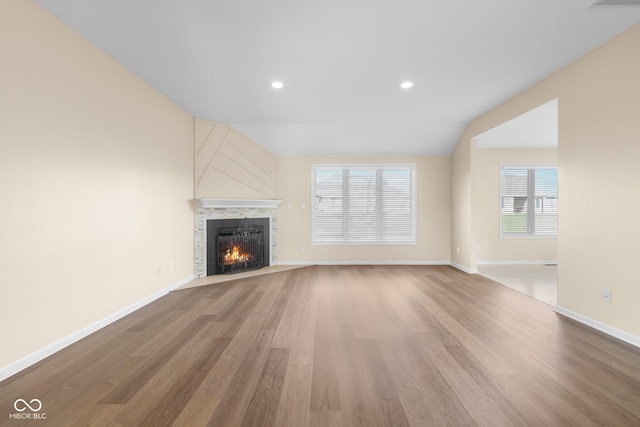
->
[14, 399, 42, 412]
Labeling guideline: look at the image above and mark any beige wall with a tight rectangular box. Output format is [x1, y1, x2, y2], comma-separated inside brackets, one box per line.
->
[473, 145, 558, 262]
[450, 139, 472, 270]
[451, 23, 640, 336]
[277, 156, 450, 263]
[557, 24, 640, 336]
[195, 119, 277, 199]
[0, 1, 194, 371]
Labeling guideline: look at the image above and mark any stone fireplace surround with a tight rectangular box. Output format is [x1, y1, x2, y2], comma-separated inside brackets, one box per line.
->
[195, 198, 282, 278]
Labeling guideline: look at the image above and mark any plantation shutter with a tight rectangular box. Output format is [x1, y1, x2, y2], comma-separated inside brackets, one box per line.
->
[312, 165, 416, 244]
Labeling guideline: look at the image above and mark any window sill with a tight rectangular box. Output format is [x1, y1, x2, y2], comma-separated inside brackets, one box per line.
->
[500, 234, 557, 240]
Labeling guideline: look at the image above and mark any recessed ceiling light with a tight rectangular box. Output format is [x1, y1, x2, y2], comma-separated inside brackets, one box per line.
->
[400, 81, 414, 89]
[271, 81, 284, 89]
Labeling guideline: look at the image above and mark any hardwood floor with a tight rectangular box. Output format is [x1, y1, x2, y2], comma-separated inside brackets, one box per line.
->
[478, 264, 557, 306]
[1, 265, 640, 426]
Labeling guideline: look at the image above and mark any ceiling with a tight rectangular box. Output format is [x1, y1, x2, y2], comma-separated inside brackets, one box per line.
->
[35, 0, 640, 156]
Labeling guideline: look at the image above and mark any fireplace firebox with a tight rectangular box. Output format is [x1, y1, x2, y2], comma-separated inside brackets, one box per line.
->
[207, 218, 270, 275]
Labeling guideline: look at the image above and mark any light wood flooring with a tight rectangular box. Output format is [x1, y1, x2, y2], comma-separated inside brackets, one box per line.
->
[478, 264, 558, 306]
[1, 265, 640, 426]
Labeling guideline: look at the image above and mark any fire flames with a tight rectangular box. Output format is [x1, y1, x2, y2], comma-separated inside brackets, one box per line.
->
[224, 245, 251, 265]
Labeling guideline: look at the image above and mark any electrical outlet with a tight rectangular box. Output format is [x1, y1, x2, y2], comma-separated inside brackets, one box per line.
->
[301, 245, 306, 253]
[287, 202, 292, 209]
[456, 247, 460, 254]
[169, 261, 174, 272]
[601, 289, 611, 304]
[301, 202, 306, 209]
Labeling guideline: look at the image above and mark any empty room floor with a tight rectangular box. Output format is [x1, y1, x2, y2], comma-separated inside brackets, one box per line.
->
[478, 264, 558, 306]
[1, 265, 638, 426]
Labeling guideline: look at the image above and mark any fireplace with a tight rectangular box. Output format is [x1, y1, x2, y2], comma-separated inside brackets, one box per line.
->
[207, 217, 270, 275]
[195, 198, 282, 278]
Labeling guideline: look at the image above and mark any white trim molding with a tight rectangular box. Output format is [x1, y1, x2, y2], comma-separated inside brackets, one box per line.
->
[0, 275, 196, 383]
[450, 262, 479, 274]
[197, 198, 283, 209]
[278, 260, 450, 266]
[554, 305, 640, 349]
[477, 260, 557, 265]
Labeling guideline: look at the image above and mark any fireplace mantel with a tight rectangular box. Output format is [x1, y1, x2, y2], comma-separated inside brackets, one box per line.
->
[196, 198, 283, 209]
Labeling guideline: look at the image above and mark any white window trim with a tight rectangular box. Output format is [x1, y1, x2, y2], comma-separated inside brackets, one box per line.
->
[311, 163, 417, 246]
[499, 163, 558, 240]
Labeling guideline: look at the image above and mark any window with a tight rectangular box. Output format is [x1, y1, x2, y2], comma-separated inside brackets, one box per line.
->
[500, 164, 558, 238]
[312, 164, 416, 245]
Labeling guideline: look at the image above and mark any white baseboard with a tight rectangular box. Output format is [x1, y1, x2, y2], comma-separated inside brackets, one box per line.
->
[277, 260, 451, 266]
[0, 275, 196, 383]
[477, 260, 557, 265]
[554, 305, 640, 349]
[450, 262, 479, 274]
[278, 260, 479, 274]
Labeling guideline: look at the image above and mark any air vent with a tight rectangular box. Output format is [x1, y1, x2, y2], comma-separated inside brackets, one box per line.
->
[592, 0, 640, 5]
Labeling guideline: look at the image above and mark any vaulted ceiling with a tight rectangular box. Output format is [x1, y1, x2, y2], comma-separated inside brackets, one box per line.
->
[36, 0, 640, 155]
